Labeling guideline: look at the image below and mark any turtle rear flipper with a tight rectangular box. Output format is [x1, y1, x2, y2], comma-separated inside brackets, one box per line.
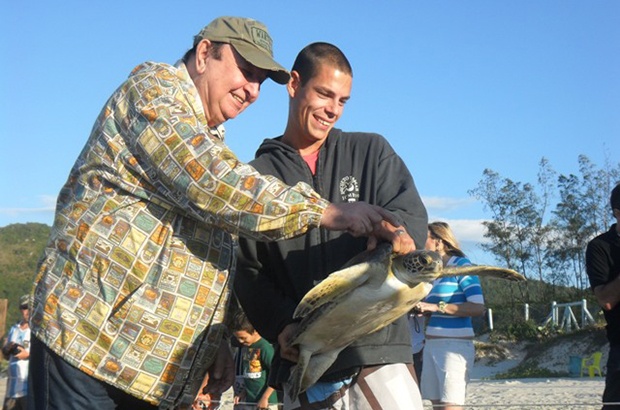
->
[288, 348, 342, 399]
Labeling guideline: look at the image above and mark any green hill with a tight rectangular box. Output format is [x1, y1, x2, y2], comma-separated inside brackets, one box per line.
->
[0, 223, 50, 330]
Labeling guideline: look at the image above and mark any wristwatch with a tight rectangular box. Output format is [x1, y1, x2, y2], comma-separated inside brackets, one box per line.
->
[438, 301, 447, 313]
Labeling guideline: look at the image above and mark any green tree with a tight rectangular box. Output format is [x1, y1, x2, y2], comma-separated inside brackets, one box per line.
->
[472, 155, 620, 297]
[469, 162, 558, 301]
[549, 155, 620, 289]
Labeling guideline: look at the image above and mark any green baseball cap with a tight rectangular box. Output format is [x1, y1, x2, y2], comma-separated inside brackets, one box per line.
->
[194, 16, 290, 85]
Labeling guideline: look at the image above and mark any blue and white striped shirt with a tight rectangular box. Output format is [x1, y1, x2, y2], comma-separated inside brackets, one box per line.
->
[6, 322, 30, 399]
[425, 256, 484, 338]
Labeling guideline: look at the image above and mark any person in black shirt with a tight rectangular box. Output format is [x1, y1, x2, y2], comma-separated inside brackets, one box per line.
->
[585, 183, 620, 409]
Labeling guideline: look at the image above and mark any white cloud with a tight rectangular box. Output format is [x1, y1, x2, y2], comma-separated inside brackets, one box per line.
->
[0, 195, 57, 226]
[419, 196, 489, 243]
[422, 196, 476, 212]
[0, 207, 54, 216]
[425, 217, 490, 244]
[0, 195, 57, 216]
[39, 195, 58, 208]
[448, 219, 490, 243]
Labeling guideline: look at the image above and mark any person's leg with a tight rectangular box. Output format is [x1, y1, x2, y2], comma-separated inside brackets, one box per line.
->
[283, 363, 422, 410]
[421, 339, 472, 410]
[348, 363, 423, 410]
[420, 339, 441, 403]
[603, 344, 620, 409]
[15, 397, 27, 410]
[282, 378, 353, 410]
[413, 350, 423, 384]
[3, 398, 17, 410]
[436, 339, 474, 410]
[28, 336, 157, 410]
[27, 336, 47, 410]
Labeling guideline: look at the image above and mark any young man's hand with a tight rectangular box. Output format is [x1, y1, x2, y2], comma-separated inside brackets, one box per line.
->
[366, 220, 415, 255]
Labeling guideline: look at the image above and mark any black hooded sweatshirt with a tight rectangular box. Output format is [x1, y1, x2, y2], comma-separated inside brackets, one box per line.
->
[235, 128, 428, 385]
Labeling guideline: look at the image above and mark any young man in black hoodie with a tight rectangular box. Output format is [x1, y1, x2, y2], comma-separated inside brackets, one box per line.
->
[235, 42, 428, 409]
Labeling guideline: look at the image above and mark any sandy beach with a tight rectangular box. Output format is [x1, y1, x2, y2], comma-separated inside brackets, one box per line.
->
[465, 377, 604, 410]
[0, 334, 608, 410]
[0, 375, 605, 409]
[462, 335, 607, 410]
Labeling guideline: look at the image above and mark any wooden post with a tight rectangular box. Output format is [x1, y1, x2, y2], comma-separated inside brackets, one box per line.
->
[0, 298, 8, 340]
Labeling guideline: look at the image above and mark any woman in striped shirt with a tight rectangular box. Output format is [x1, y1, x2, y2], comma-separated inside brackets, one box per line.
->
[414, 222, 486, 410]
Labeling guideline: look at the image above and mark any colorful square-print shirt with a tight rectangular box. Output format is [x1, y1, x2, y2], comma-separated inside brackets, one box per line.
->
[30, 60, 328, 408]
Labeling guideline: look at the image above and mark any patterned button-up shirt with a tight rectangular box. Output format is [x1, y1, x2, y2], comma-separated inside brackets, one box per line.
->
[30, 60, 328, 408]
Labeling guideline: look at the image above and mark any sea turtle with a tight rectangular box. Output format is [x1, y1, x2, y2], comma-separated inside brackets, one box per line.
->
[287, 242, 525, 398]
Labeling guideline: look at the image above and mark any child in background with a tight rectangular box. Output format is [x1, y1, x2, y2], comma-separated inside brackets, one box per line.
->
[232, 311, 279, 410]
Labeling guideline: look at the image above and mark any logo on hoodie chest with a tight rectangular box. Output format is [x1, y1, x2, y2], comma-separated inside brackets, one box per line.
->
[339, 176, 359, 203]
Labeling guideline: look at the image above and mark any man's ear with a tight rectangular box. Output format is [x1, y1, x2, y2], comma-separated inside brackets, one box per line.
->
[287, 70, 301, 97]
[194, 39, 212, 73]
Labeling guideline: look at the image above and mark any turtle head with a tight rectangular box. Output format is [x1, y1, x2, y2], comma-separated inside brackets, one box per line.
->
[391, 250, 443, 286]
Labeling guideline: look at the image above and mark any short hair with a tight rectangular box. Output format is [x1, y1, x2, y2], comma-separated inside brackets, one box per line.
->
[611, 183, 620, 211]
[428, 221, 466, 258]
[182, 41, 225, 64]
[231, 310, 255, 333]
[292, 42, 352, 86]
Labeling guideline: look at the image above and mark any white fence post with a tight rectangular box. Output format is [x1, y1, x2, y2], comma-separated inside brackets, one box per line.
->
[582, 299, 587, 326]
[488, 300, 595, 333]
[582, 299, 596, 326]
[524, 303, 529, 322]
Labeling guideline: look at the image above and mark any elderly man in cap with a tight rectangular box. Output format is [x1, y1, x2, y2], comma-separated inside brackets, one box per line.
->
[27, 16, 413, 410]
[2, 295, 31, 410]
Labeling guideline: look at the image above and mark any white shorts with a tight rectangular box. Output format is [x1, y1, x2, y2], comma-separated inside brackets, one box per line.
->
[420, 338, 474, 405]
[283, 363, 423, 409]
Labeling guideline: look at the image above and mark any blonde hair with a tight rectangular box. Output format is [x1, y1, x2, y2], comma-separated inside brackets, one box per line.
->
[428, 221, 466, 258]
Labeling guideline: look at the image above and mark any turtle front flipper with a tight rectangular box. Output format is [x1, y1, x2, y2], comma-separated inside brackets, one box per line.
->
[293, 243, 394, 319]
[439, 266, 525, 282]
[293, 263, 372, 319]
[288, 348, 343, 399]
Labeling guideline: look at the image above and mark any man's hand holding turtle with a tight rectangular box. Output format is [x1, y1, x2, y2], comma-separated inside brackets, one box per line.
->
[320, 203, 414, 254]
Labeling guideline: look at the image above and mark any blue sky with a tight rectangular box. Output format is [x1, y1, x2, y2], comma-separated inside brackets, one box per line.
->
[1, 1, 619, 264]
